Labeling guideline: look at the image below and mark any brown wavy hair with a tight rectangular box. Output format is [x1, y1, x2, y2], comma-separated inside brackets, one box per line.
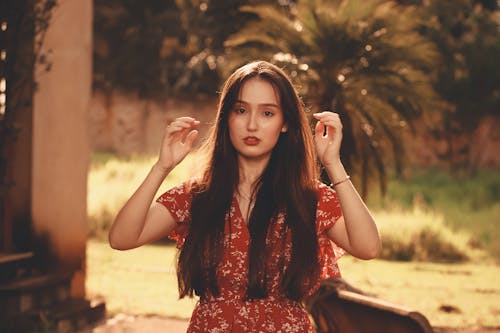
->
[177, 61, 320, 301]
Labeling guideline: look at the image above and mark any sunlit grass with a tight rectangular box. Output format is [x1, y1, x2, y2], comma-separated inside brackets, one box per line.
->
[86, 239, 500, 329]
[374, 209, 486, 262]
[86, 154, 499, 329]
[340, 255, 500, 329]
[86, 239, 197, 319]
[88, 152, 493, 262]
[87, 151, 199, 238]
[368, 168, 500, 259]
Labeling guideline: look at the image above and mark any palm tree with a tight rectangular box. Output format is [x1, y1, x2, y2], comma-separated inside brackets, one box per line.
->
[225, 0, 442, 197]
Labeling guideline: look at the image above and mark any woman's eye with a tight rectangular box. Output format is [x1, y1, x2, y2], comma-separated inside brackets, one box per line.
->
[235, 108, 246, 114]
[264, 111, 274, 117]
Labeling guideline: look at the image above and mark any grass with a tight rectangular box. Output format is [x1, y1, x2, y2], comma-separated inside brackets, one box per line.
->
[367, 168, 500, 260]
[86, 153, 500, 329]
[86, 239, 197, 319]
[88, 152, 496, 262]
[87, 152, 199, 238]
[374, 209, 486, 262]
[340, 255, 500, 329]
[86, 239, 500, 329]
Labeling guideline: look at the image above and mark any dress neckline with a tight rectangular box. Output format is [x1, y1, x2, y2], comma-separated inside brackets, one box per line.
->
[233, 195, 252, 228]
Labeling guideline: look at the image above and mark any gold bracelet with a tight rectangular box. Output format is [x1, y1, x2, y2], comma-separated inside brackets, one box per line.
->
[332, 175, 351, 187]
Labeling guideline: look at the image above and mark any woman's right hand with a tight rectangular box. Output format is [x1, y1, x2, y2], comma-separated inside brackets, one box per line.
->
[156, 117, 200, 173]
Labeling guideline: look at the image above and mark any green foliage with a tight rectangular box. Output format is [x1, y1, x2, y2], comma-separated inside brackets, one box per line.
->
[93, 0, 187, 98]
[376, 168, 500, 211]
[93, 0, 282, 98]
[225, 0, 442, 197]
[376, 209, 479, 262]
[422, 0, 499, 125]
[419, 0, 500, 170]
[172, 0, 261, 94]
[369, 168, 500, 259]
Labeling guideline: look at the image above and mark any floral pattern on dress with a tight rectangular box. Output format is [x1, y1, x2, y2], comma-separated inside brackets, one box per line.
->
[156, 181, 344, 333]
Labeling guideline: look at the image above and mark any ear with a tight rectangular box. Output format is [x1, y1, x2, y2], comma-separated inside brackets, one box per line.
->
[281, 124, 288, 133]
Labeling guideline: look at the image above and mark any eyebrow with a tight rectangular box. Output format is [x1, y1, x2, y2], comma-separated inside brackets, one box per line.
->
[235, 100, 280, 108]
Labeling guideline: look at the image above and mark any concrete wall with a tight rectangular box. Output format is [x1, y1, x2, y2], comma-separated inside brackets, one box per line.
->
[409, 115, 500, 169]
[32, 0, 92, 297]
[89, 91, 500, 169]
[89, 91, 218, 155]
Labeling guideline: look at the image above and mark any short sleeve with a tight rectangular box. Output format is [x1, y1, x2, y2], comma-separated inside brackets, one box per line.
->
[156, 182, 192, 248]
[316, 182, 343, 233]
[316, 182, 345, 280]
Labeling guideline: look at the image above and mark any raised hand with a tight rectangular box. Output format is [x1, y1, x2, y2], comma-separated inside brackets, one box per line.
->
[108, 116, 199, 250]
[313, 112, 343, 167]
[157, 117, 200, 172]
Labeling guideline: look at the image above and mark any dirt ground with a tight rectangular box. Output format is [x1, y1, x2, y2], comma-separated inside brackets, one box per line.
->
[89, 314, 189, 333]
[434, 328, 500, 333]
[86, 314, 500, 333]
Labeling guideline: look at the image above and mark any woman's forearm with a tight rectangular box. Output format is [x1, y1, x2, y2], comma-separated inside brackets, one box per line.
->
[108, 163, 171, 249]
[325, 161, 381, 259]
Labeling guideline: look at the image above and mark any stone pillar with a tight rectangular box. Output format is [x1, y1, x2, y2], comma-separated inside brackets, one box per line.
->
[32, 0, 92, 297]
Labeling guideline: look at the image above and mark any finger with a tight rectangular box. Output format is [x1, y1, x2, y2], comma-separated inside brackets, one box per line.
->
[165, 127, 189, 142]
[176, 116, 199, 123]
[313, 112, 340, 123]
[166, 117, 199, 129]
[320, 119, 342, 131]
[167, 122, 192, 132]
[166, 121, 200, 136]
[172, 118, 200, 130]
[183, 130, 199, 149]
[313, 111, 336, 118]
[313, 112, 327, 119]
[314, 120, 326, 140]
[323, 122, 341, 143]
[168, 119, 199, 129]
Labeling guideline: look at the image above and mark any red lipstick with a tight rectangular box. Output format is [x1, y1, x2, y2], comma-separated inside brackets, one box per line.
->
[243, 136, 260, 146]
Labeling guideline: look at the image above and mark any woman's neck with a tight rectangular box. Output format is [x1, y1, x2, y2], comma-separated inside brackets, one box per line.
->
[236, 157, 269, 224]
[237, 155, 269, 192]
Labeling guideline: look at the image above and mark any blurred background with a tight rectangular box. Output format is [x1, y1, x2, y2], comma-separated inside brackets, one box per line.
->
[1, 0, 499, 332]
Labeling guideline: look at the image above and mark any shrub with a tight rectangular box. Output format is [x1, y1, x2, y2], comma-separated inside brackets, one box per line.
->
[376, 208, 482, 262]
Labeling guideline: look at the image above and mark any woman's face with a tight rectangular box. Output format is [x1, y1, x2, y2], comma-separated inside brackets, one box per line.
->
[228, 77, 286, 163]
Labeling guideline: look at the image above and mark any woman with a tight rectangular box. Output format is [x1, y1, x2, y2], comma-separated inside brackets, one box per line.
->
[109, 60, 381, 332]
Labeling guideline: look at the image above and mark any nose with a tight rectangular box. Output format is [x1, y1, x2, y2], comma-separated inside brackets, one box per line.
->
[247, 112, 258, 131]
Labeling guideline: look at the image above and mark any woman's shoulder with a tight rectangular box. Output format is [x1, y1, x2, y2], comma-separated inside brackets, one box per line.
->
[171, 177, 204, 193]
[157, 177, 202, 202]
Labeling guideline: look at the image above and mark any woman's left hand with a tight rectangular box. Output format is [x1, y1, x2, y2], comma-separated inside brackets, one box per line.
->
[313, 111, 343, 167]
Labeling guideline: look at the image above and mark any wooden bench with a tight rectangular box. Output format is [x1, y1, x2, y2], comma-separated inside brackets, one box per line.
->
[305, 278, 434, 333]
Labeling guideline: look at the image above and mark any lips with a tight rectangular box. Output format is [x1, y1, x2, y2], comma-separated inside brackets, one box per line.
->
[243, 136, 260, 145]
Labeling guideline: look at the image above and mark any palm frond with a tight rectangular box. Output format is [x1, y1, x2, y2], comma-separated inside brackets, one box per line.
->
[225, 0, 444, 196]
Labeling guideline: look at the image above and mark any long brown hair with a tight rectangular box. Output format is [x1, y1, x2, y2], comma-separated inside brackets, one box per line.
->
[177, 61, 320, 301]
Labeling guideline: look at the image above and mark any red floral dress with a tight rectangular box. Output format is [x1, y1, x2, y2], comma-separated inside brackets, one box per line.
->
[157, 181, 344, 333]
